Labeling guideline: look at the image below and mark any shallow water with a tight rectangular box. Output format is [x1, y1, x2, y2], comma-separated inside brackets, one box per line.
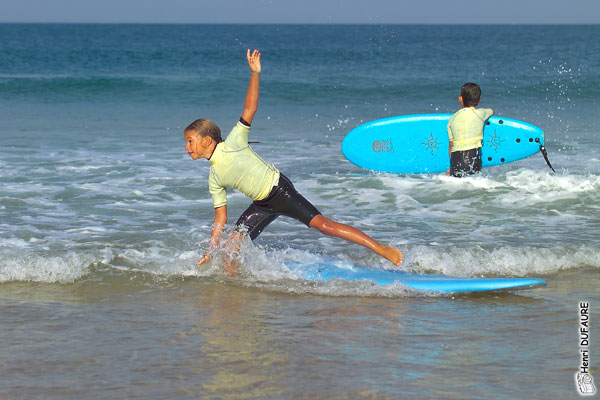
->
[1, 24, 599, 398]
[2, 269, 597, 399]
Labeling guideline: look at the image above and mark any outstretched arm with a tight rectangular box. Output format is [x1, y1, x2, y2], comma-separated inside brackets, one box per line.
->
[241, 49, 261, 125]
[197, 205, 228, 265]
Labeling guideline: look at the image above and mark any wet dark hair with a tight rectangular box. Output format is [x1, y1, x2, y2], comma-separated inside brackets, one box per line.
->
[184, 119, 222, 142]
[460, 83, 482, 107]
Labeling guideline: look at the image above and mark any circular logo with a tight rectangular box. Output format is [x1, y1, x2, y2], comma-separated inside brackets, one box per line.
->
[372, 140, 381, 152]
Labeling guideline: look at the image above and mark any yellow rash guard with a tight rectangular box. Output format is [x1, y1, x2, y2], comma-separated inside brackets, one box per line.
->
[208, 121, 280, 208]
[447, 107, 494, 152]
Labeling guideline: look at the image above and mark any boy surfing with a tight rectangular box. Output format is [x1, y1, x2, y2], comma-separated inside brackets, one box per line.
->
[184, 50, 402, 269]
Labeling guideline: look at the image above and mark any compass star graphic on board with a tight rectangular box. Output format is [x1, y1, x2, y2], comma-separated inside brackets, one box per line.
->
[422, 132, 439, 155]
[488, 130, 505, 153]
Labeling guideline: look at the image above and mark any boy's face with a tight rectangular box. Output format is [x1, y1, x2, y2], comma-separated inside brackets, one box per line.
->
[184, 131, 211, 160]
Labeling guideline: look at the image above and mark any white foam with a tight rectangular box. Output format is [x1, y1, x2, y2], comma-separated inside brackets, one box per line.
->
[406, 244, 600, 276]
[1, 161, 597, 295]
[56, 165, 107, 172]
[165, 238, 598, 297]
[0, 238, 31, 248]
[1, 236, 596, 296]
[505, 169, 599, 192]
[0, 251, 93, 283]
[65, 226, 108, 234]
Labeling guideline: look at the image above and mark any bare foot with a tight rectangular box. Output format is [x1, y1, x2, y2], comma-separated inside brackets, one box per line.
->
[378, 245, 403, 266]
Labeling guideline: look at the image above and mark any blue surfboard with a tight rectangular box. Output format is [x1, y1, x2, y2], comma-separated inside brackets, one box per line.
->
[342, 114, 545, 174]
[288, 262, 546, 294]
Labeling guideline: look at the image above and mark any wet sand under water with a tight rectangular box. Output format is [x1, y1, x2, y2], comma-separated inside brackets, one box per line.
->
[1, 267, 597, 399]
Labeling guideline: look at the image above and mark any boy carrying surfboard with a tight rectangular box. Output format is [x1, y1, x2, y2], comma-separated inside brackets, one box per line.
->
[184, 49, 402, 271]
[447, 83, 494, 177]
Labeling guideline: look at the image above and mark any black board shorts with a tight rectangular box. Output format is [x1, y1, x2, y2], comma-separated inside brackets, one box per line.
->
[234, 174, 321, 240]
[450, 148, 482, 177]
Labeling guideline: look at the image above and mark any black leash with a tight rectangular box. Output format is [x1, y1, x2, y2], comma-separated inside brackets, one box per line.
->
[536, 138, 555, 172]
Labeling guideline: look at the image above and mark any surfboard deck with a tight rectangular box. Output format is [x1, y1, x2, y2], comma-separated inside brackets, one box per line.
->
[288, 262, 546, 294]
[342, 114, 544, 174]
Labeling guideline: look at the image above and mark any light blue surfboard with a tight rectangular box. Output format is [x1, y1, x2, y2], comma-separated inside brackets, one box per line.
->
[288, 262, 546, 294]
[342, 114, 546, 174]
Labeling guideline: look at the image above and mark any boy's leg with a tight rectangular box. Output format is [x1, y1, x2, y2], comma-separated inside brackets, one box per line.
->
[470, 148, 482, 173]
[234, 203, 279, 240]
[308, 214, 403, 266]
[222, 203, 278, 276]
[450, 151, 466, 177]
[245, 173, 403, 266]
[222, 230, 243, 276]
[451, 148, 482, 177]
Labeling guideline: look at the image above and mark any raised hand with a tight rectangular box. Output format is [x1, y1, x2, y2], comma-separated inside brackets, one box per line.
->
[247, 49, 261, 74]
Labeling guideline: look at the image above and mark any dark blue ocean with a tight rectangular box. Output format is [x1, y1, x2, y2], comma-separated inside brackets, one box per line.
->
[1, 24, 599, 399]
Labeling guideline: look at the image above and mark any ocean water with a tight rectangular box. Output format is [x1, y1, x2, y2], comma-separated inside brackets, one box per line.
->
[1, 24, 599, 399]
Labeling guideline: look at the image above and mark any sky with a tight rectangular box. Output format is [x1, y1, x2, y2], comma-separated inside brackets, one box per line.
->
[1, 0, 599, 24]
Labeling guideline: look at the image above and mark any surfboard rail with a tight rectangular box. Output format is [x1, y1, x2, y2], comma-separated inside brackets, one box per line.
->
[289, 262, 547, 294]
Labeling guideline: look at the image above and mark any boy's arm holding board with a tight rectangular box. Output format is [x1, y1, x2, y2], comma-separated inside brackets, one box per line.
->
[197, 49, 262, 265]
